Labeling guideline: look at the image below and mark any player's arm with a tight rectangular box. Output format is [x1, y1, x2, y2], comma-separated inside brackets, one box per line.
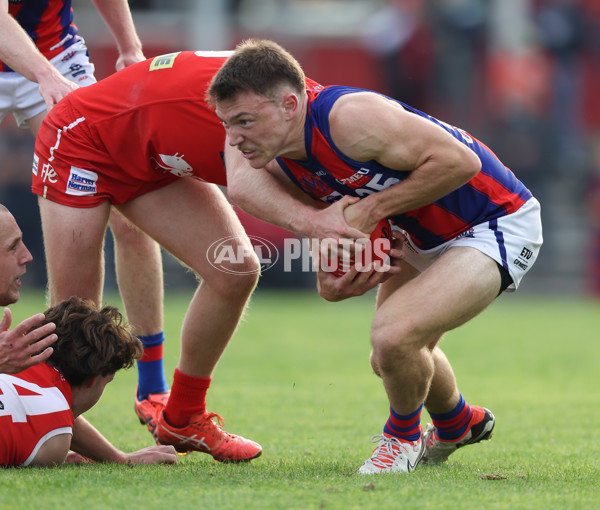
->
[225, 141, 368, 241]
[91, 0, 145, 70]
[29, 433, 71, 466]
[0, 1, 77, 108]
[69, 416, 178, 465]
[329, 92, 481, 233]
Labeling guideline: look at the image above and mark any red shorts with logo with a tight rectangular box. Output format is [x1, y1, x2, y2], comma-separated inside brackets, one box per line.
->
[32, 100, 184, 208]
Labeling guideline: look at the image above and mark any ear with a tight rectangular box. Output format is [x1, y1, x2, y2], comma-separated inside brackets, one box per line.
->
[281, 92, 300, 119]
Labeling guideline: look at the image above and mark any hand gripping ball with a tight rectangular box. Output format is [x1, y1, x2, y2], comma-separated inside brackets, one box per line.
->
[331, 218, 393, 276]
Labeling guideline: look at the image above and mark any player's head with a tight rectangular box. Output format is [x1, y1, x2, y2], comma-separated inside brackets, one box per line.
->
[35, 296, 142, 387]
[0, 203, 33, 306]
[209, 40, 308, 169]
[207, 39, 305, 107]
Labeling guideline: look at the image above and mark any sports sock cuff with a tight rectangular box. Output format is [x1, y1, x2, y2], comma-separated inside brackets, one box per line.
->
[137, 331, 166, 348]
[173, 367, 211, 391]
[384, 404, 424, 441]
[429, 394, 466, 421]
[390, 403, 424, 421]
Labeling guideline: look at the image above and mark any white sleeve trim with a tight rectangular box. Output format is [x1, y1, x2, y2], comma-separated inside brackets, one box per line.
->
[20, 427, 73, 467]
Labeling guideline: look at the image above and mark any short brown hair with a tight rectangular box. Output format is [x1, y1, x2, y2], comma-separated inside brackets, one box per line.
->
[35, 297, 142, 387]
[207, 39, 305, 107]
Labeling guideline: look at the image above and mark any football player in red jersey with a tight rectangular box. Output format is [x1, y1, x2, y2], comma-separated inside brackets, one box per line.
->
[208, 39, 543, 474]
[0, 0, 171, 421]
[0, 296, 178, 467]
[32, 51, 276, 462]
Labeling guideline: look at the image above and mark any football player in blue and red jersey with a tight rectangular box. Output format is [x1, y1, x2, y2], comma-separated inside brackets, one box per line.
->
[209, 39, 543, 475]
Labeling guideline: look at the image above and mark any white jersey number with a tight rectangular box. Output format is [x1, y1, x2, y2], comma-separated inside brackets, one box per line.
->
[0, 375, 69, 423]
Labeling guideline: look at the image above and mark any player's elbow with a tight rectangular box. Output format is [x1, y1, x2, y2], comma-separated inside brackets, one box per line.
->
[459, 144, 481, 181]
[445, 143, 481, 186]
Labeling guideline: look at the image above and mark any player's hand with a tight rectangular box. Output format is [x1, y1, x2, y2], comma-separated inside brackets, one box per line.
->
[121, 445, 179, 465]
[315, 230, 405, 301]
[64, 451, 95, 465]
[115, 49, 145, 71]
[0, 308, 57, 374]
[305, 196, 369, 242]
[316, 264, 388, 301]
[343, 199, 378, 235]
[37, 72, 79, 111]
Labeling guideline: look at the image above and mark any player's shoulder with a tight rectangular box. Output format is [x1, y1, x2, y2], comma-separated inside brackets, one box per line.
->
[16, 363, 68, 390]
[328, 90, 386, 134]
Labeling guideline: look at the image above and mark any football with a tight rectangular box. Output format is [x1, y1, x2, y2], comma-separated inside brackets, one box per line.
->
[331, 218, 393, 276]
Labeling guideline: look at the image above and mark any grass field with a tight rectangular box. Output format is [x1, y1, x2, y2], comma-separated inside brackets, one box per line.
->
[1, 289, 599, 510]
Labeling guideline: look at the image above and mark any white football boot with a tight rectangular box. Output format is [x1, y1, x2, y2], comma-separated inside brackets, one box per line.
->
[358, 434, 425, 474]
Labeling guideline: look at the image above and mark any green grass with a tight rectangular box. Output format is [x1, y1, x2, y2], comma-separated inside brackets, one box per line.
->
[2, 290, 599, 509]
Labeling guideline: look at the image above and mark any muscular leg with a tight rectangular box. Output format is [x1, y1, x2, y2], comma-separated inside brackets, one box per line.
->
[108, 209, 164, 336]
[116, 178, 259, 378]
[424, 348, 461, 414]
[372, 247, 501, 415]
[38, 198, 111, 307]
[108, 209, 168, 400]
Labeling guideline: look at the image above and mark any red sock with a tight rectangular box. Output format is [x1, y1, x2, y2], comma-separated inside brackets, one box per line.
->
[163, 368, 211, 427]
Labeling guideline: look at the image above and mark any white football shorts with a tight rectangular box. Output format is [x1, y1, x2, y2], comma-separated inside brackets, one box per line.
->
[400, 197, 543, 292]
[0, 36, 96, 129]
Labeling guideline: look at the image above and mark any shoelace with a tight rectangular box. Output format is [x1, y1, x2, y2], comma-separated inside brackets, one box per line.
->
[202, 412, 238, 442]
[204, 411, 225, 428]
[367, 434, 411, 469]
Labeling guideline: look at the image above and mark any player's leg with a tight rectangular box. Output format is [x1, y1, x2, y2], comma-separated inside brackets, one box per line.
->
[108, 208, 170, 432]
[372, 246, 499, 414]
[375, 265, 465, 436]
[25, 110, 46, 136]
[116, 178, 262, 461]
[420, 347, 495, 465]
[38, 198, 111, 307]
[359, 247, 500, 474]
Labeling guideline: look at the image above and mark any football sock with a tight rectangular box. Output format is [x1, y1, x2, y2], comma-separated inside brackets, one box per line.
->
[383, 404, 423, 442]
[136, 332, 169, 400]
[163, 368, 211, 427]
[429, 394, 473, 441]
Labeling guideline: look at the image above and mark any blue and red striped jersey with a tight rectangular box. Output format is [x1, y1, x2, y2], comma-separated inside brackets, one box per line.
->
[277, 86, 533, 249]
[1, 0, 78, 72]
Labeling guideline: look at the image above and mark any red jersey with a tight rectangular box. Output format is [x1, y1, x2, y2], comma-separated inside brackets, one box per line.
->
[33, 51, 231, 206]
[0, 0, 79, 72]
[32, 50, 324, 207]
[0, 364, 73, 467]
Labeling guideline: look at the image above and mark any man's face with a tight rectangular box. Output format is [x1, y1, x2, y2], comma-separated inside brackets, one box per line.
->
[215, 91, 291, 169]
[0, 212, 32, 306]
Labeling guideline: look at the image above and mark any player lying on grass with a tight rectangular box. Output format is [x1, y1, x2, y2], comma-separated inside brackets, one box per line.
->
[208, 39, 543, 474]
[0, 296, 178, 467]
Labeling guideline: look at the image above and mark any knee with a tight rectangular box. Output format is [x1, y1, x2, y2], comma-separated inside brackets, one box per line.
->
[369, 315, 423, 371]
[206, 258, 260, 301]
